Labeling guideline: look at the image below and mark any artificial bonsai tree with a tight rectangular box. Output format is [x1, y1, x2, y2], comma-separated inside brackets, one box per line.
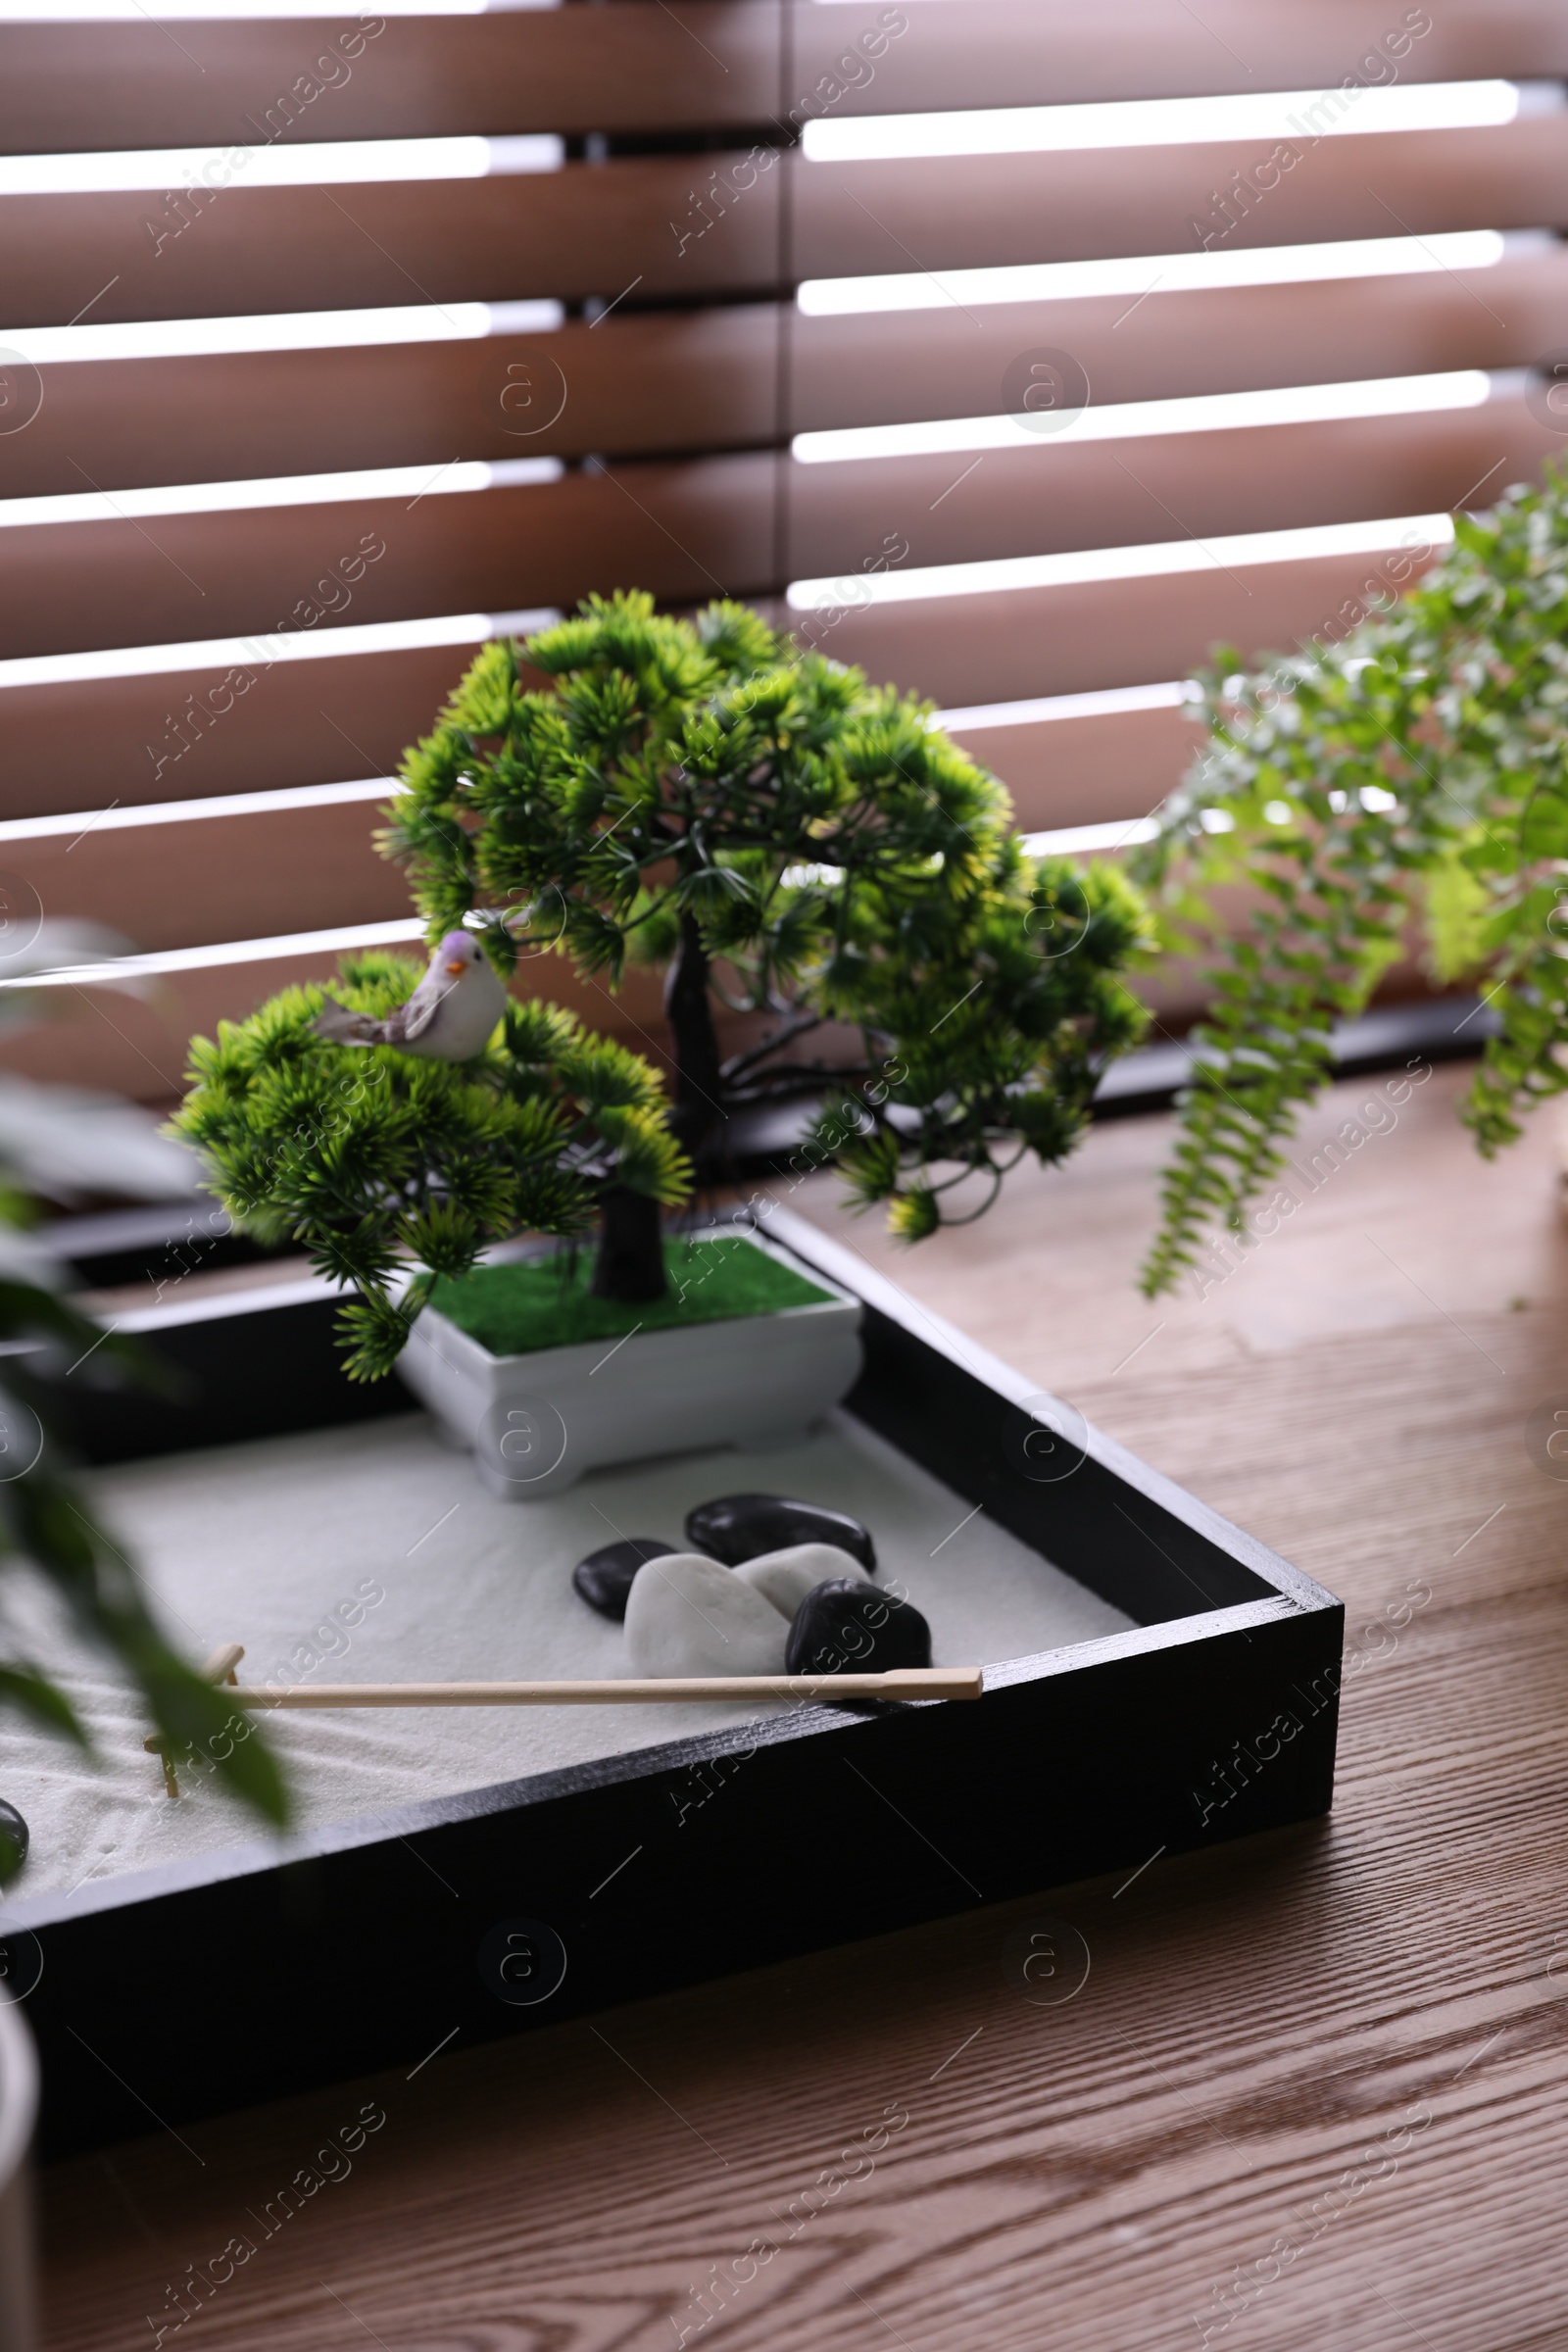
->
[1136, 461, 1568, 1295]
[383, 592, 1149, 1295]
[174, 592, 1150, 1375]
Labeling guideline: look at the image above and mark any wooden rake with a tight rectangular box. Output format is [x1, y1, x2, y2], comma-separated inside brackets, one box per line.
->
[145, 1645, 983, 1797]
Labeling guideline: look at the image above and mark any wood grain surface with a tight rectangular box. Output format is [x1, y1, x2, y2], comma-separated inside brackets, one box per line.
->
[37, 1061, 1568, 2351]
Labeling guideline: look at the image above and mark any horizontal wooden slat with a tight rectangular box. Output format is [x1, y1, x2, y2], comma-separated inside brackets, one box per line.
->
[0, 636, 487, 813]
[0, 456, 777, 658]
[9, 251, 1563, 503]
[2, 797, 403, 951]
[6, 119, 1566, 330]
[791, 0, 1568, 114]
[788, 248, 1568, 431]
[792, 119, 1568, 277]
[0, 159, 780, 326]
[0, 5, 780, 154]
[0, 311, 782, 498]
[761, 531, 1446, 705]
[4, 1, 1562, 158]
[950, 702, 1212, 832]
[784, 397, 1557, 577]
[2, 401, 1546, 662]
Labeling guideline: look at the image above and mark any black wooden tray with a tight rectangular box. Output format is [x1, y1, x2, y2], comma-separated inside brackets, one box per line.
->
[4, 1204, 1342, 2157]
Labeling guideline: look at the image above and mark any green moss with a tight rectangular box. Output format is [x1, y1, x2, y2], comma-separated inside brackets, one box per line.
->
[428, 1235, 835, 1357]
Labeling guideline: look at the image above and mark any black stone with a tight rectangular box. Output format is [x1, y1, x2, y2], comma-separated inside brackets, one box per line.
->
[785, 1579, 931, 1677]
[572, 1538, 678, 1621]
[0, 1799, 27, 1872]
[683, 1494, 876, 1575]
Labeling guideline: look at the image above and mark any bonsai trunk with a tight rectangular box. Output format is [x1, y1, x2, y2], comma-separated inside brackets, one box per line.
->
[591, 1184, 668, 1301]
[663, 912, 725, 1162]
[590, 913, 725, 1303]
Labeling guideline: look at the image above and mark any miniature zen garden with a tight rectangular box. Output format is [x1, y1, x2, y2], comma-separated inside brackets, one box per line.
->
[6, 464, 1568, 1883]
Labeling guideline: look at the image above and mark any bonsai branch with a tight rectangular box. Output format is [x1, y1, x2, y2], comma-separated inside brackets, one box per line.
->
[721, 1013, 824, 1082]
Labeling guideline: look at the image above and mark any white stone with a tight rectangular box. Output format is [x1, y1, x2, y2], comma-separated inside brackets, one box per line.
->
[623, 1551, 789, 1678]
[732, 1542, 872, 1620]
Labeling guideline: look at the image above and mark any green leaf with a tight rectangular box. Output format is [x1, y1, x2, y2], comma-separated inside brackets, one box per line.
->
[398, 1200, 482, 1279]
[335, 1293, 416, 1383]
[885, 1184, 942, 1243]
[836, 1124, 902, 1206]
[0, 1661, 88, 1746]
[1422, 841, 1493, 982]
[596, 1105, 692, 1206]
[0, 1283, 294, 1870]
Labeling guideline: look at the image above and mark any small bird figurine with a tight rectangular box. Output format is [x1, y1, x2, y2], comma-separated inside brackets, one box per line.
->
[314, 930, 506, 1061]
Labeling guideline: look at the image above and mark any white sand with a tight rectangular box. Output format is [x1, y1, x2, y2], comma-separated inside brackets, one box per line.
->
[0, 1408, 1131, 1899]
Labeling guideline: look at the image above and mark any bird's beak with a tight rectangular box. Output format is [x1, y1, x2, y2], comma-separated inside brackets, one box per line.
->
[444, 958, 466, 975]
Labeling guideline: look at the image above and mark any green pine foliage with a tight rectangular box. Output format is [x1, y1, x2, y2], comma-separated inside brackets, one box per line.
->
[172, 953, 690, 1380]
[382, 590, 1151, 1236]
[1137, 461, 1568, 1295]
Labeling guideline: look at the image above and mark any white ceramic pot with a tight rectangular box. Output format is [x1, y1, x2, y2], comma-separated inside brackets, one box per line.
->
[396, 1227, 863, 1498]
[0, 1987, 37, 2352]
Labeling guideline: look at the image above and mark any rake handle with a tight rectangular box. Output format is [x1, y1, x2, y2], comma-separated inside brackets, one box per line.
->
[224, 1668, 983, 1707]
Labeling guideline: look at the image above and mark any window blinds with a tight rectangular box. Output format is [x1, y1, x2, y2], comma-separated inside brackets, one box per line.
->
[0, 0, 1563, 1099]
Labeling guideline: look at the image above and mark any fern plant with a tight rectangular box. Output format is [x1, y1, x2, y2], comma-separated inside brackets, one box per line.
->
[1137, 461, 1568, 1295]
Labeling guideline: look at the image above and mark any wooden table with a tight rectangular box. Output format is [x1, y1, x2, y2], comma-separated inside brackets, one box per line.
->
[39, 1063, 1568, 2350]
